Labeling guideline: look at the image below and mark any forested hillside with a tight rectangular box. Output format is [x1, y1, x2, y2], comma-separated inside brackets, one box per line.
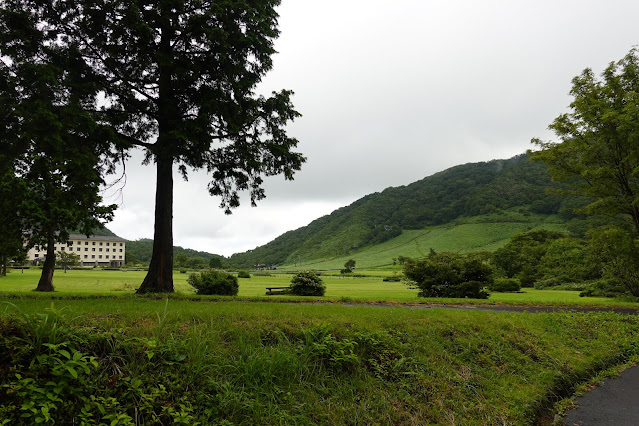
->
[126, 239, 225, 264]
[229, 154, 583, 268]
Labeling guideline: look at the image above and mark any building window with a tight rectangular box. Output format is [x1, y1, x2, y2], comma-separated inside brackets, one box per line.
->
[99, 248, 102, 252]
[35, 253, 40, 258]
[106, 243, 110, 246]
[91, 255, 95, 259]
[99, 242, 103, 246]
[92, 248, 95, 252]
[60, 247, 65, 251]
[84, 255, 88, 259]
[85, 242, 88, 245]
[99, 255, 102, 259]
[85, 248, 88, 252]
[92, 242, 95, 245]
[119, 256, 122, 259]
[106, 255, 109, 259]
[119, 249, 123, 252]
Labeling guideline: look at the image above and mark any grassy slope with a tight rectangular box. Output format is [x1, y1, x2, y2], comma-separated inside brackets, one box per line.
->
[1, 298, 638, 424]
[283, 212, 568, 270]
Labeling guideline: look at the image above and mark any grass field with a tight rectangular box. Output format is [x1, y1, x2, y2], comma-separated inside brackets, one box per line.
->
[2, 268, 639, 309]
[1, 268, 639, 424]
[282, 213, 568, 270]
[1, 296, 638, 424]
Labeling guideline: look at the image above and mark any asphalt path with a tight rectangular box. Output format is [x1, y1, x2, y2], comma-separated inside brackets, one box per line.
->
[562, 365, 639, 425]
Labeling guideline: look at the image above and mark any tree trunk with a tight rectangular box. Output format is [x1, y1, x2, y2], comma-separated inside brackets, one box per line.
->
[0, 254, 6, 276]
[137, 155, 174, 293]
[36, 233, 56, 292]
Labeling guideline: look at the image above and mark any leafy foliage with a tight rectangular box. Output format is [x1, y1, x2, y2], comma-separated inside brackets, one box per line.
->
[488, 278, 521, 293]
[289, 270, 326, 296]
[403, 252, 491, 299]
[531, 48, 639, 296]
[237, 270, 251, 279]
[1, 0, 304, 293]
[56, 251, 80, 272]
[187, 270, 239, 296]
[493, 230, 566, 286]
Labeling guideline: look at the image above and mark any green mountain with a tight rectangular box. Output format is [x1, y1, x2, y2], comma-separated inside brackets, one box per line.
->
[229, 154, 585, 268]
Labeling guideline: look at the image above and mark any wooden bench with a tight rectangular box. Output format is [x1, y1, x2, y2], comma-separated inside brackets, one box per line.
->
[265, 286, 290, 295]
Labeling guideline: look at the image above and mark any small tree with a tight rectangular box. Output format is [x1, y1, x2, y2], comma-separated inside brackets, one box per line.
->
[403, 252, 491, 299]
[289, 270, 325, 296]
[341, 259, 356, 274]
[209, 257, 223, 269]
[187, 270, 239, 296]
[56, 251, 80, 273]
[125, 252, 139, 266]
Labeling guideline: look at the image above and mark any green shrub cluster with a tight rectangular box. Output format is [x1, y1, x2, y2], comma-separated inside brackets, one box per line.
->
[187, 269, 238, 296]
[237, 270, 251, 278]
[489, 278, 521, 293]
[403, 252, 491, 299]
[289, 270, 325, 296]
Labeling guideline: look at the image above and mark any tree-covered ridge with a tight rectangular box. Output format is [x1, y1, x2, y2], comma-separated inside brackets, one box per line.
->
[229, 154, 568, 267]
[126, 239, 224, 265]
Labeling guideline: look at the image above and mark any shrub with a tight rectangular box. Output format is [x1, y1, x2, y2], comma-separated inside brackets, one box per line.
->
[289, 270, 325, 296]
[403, 252, 491, 299]
[187, 269, 239, 296]
[580, 278, 627, 297]
[237, 270, 251, 278]
[534, 277, 563, 289]
[489, 278, 521, 292]
[179, 268, 187, 274]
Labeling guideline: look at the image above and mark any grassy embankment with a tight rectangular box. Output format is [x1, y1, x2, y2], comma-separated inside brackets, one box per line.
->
[1, 297, 638, 424]
[2, 268, 638, 308]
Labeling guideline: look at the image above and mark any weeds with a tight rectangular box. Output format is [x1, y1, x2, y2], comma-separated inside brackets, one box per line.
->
[1, 300, 638, 424]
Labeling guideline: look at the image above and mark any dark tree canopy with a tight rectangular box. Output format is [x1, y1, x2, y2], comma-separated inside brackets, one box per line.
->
[531, 48, 639, 296]
[531, 48, 639, 234]
[403, 252, 491, 299]
[0, 7, 118, 290]
[1, 1, 304, 293]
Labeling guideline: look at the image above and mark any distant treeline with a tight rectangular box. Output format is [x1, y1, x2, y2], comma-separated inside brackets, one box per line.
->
[126, 239, 225, 265]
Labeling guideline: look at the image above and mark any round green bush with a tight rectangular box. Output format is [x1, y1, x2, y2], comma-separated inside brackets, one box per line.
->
[237, 270, 251, 278]
[489, 278, 521, 292]
[289, 270, 325, 296]
[187, 269, 239, 296]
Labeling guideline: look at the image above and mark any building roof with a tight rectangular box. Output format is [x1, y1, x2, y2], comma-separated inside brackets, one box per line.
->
[68, 234, 127, 242]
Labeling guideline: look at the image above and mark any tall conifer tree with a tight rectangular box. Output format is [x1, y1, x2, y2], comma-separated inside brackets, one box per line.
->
[2, 1, 304, 293]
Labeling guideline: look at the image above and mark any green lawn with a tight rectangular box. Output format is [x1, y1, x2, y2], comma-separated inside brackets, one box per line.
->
[2, 268, 638, 309]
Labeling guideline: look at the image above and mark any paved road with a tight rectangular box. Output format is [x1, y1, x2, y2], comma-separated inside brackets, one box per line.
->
[562, 365, 639, 425]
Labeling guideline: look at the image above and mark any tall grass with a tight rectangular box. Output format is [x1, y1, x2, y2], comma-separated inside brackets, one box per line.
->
[1, 299, 638, 424]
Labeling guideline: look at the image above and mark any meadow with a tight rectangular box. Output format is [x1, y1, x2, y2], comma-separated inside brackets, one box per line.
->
[280, 213, 568, 270]
[1, 268, 638, 424]
[2, 268, 638, 308]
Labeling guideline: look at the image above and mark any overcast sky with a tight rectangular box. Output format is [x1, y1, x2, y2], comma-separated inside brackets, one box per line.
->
[102, 0, 639, 257]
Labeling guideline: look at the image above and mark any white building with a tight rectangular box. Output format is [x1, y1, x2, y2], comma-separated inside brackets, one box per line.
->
[27, 234, 127, 267]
